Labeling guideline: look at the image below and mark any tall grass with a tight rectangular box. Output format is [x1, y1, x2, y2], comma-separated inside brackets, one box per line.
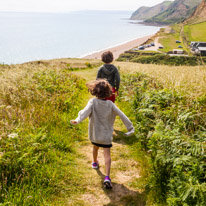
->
[117, 72, 206, 206]
[184, 22, 206, 42]
[0, 61, 90, 205]
[116, 61, 206, 98]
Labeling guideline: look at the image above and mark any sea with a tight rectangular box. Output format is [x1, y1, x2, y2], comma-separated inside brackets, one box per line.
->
[0, 11, 162, 64]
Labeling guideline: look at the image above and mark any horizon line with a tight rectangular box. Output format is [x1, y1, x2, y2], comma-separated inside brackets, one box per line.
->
[0, 9, 134, 14]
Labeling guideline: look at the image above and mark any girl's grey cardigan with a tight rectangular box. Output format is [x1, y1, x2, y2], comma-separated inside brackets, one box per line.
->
[74, 98, 134, 145]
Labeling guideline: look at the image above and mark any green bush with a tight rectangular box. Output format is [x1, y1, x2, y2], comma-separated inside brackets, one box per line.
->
[117, 53, 206, 66]
[85, 62, 92, 68]
[0, 68, 87, 205]
[118, 73, 206, 205]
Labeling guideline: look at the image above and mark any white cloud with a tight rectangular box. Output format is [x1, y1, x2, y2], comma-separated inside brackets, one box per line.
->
[0, 0, 174, 12]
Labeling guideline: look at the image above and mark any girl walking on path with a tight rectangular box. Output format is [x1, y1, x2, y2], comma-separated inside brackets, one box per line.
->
[97, 51, 120, 103]
[70, 79, 134, 189]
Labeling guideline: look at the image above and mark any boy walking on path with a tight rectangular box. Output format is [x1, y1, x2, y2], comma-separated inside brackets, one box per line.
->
[70, 79, 134, 189]
[97, 51, 120, 103]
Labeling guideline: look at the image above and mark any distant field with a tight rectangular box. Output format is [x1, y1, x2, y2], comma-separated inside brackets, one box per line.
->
[129, 50, 159, 54]
[158, 24, 186, 52]
[184, 22, 206, 42]
[159, 22, 206, 53]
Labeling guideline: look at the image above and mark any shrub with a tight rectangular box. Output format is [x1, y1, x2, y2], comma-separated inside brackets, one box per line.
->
[118, 73, 206, 205]
[117, 53, 206, 66]
[0, 67, 87, 204]
[85, 62, 92, 68]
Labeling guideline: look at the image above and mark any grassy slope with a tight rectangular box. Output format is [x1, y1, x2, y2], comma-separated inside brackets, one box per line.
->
[0, 59, 101, 205]
[0, 59, 147, 205]
[115, 60, 206, 205]
[184, 21, 206, 41]
[131, 1, 172, 20]
[158, 21, 206, 53]
[158, 25, 185, 53]
[1, 58, 206, 205]
[145, 0, 202, 25]
[115, 61, 206, 98]
[117, 73, 206, 206]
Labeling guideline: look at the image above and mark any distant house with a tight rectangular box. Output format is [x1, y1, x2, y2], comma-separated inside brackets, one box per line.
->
[173, 49, 184, 54]
[195, 47, 206, 56]
[190, 42, 200, 51]
[190, 41, 197, 47]
[190, 41, 206, 54]
[191, 41, 206, 56]
[197, 42, 206, 47]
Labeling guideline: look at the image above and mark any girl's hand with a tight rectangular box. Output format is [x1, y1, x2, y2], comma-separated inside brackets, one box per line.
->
[70, 120, 77, 125]
[124, 131, 134, 137]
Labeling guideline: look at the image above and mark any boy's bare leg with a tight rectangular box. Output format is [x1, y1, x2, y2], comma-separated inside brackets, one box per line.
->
[103, 148, 111, 177]
[93, 145, 99, 163]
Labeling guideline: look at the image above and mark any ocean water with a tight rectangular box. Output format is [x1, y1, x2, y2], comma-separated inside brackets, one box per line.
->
[0, 11, 161, 64]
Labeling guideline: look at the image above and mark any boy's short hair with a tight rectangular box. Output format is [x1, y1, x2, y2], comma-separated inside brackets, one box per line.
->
[86, 79, 112, 99]
[101, 51, 114, 64]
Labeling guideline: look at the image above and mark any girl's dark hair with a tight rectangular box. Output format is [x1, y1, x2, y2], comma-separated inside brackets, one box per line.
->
[101, 51, 114, 64]
[86, 79, 112, 99]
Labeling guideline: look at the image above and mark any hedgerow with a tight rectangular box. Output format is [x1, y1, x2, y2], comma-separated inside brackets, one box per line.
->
[117, 54, 206, 66]
[118, 73, 206, 205]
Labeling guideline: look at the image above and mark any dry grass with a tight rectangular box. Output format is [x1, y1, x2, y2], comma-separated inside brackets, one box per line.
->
[26, 57, 101, 68]
[2, 57, 205, 204]
[2, 58, 205, 102]
[0, 58, 103, 136]
[0, 58, 100, 205]
[116, 61, 206, 98]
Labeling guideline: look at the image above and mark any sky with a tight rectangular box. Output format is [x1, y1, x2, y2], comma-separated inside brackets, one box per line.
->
[0, 0, 174, 12]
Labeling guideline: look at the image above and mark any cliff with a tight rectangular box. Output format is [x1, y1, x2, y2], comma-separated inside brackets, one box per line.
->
[130, 1, 172, 20]
[184, 0, 206, 24]
[145, 0, 202, 25]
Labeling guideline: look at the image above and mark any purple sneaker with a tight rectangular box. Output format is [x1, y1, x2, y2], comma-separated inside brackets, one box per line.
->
[104, 176, 112, 189]
[92, 162, 99, 169]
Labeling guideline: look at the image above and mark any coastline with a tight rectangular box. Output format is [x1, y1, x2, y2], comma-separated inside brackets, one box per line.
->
[82, 34, 154, 60]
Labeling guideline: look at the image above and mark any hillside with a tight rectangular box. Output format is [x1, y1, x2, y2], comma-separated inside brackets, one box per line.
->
[144, 0, 202, 25]
[184, 0, 206, 24]
[1, 58, 206, 205]
[130, 1, 172, 20]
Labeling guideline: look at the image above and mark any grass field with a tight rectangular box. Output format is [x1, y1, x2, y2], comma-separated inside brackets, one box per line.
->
[115, 61, 206, 98]
[184, 21, 206, 42]
[158, 21, 206, 54]
[117, 71, 206, 206]
[158, 24, 185, 53]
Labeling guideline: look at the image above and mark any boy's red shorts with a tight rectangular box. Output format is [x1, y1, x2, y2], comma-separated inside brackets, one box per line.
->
[106, 87, 116, 103]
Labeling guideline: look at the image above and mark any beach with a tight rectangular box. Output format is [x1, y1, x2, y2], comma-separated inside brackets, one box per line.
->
[82, 34, 154, 60]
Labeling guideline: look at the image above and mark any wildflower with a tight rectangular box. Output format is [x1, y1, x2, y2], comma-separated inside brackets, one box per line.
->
[8, 133, 18, 139]
[0, 105, 6, 109]
[0, 152, 3, 158]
